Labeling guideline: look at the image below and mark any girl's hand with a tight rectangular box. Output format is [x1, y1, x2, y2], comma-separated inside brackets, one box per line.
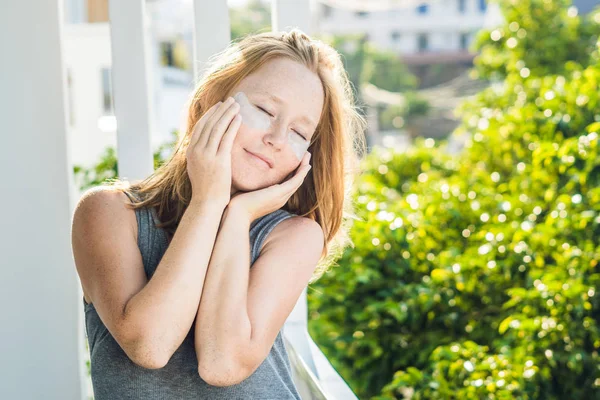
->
[228, 152, 312, 222]
[185, 97, 241, 209]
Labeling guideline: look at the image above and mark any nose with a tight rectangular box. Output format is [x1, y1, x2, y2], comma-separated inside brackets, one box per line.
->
[263, 120, 288, 149]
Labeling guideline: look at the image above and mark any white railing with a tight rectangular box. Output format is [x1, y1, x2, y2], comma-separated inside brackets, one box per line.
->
[108, 0, 356, 398]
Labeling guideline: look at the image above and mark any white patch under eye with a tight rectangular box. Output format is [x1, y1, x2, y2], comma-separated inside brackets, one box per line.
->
[233, 91, 271, 131]
[288, 130, 310, 160]
[233, 90, 310, 160]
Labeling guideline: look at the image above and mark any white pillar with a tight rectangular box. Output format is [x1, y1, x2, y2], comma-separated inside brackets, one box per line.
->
[108, 0, 155, 181]
[192, 0, 231, 82]
[0, 1, 84, 399]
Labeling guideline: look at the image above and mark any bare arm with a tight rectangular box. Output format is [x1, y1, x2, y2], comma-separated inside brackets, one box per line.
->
[195, 204, 323, 386]
[120, 197, 226, 367]
[74, 98, 241, 369]
[73, 188, 225, 369]
[195, 205, 253, 383]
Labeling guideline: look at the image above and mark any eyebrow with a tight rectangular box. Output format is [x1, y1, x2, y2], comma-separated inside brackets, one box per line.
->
[259, 91, 318, 129]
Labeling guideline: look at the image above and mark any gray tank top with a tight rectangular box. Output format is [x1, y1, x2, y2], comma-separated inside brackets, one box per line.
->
[83, 189, 302, 399]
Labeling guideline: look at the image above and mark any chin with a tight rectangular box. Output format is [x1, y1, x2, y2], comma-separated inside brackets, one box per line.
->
[231, 165, 272, 192]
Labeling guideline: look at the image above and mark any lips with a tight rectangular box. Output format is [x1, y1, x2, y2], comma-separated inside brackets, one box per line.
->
[246, 149, 273, 168]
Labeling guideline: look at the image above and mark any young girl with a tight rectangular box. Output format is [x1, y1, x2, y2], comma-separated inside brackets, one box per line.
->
[72, 28, 366, 399]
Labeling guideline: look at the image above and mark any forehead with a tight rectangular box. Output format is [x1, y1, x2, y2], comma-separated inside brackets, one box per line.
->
[237, 58, 324, 128]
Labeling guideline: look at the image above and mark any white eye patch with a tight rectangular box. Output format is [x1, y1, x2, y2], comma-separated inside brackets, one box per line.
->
[233, 91, 310, 161]
[233, 91, 271, 131]
[287, 129, 310, 161]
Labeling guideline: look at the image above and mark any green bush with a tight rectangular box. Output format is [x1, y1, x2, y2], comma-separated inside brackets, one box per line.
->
[379, 93, 431, 130]
[74, 130, 177, 192]
[307, 1, 600, 399]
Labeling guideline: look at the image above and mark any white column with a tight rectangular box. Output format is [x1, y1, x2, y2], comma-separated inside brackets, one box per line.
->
[192, 0, 231, 82]
[108, 0, 155, 181]
[0, 1, 84, 399]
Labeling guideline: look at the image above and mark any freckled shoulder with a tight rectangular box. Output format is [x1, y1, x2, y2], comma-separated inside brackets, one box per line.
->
[261, 215, 323, 253]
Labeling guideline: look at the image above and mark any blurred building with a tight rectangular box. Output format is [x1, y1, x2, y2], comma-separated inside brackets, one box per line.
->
[316, 0, 487, 54]
[62, 0, 192, 168]
[314, 0, 492, 86]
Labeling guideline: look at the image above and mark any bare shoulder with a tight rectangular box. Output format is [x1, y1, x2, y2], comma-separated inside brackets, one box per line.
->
[261, 214, 324, 253]
[71, 185, 153, 365]
[73, 186, 137, 237]
[72, 186, 139, 303]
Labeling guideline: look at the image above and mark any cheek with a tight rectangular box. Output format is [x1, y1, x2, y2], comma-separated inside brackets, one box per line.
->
[231, 149, 299, 188]
[276, 156, 303, 182]
[232, 123, 251, 147]
[229, 122, 303, 183]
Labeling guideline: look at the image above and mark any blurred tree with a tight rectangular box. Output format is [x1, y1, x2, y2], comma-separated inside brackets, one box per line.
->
[471, 0, 600, 80]
[379, 92, 430, 131]
[320, 33, 418, 99]
[230, 0, 271, 41]
[362, 43, 418, 93]
[307, 1, 600, 399]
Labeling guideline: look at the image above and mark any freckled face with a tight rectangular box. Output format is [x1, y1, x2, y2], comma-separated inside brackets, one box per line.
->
[227, 57, 324, 193]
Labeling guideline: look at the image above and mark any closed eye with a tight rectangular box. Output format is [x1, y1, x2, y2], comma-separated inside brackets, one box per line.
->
[256, 105, 274, 118]
[293, 130, 308, 141]
[257, 105, 308, 141]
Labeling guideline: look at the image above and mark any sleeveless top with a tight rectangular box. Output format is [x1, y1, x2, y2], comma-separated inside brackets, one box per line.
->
[83, 189, 302, 399]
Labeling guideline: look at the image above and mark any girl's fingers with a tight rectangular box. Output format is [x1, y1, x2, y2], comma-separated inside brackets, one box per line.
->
[218, 113, 243, 154]
[206, 101, 240, 152]
[200, 97, 237, 150]
[303, 151, 312, 166]
[277, 156, 311, 196]
[189, 102, 221, 149]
